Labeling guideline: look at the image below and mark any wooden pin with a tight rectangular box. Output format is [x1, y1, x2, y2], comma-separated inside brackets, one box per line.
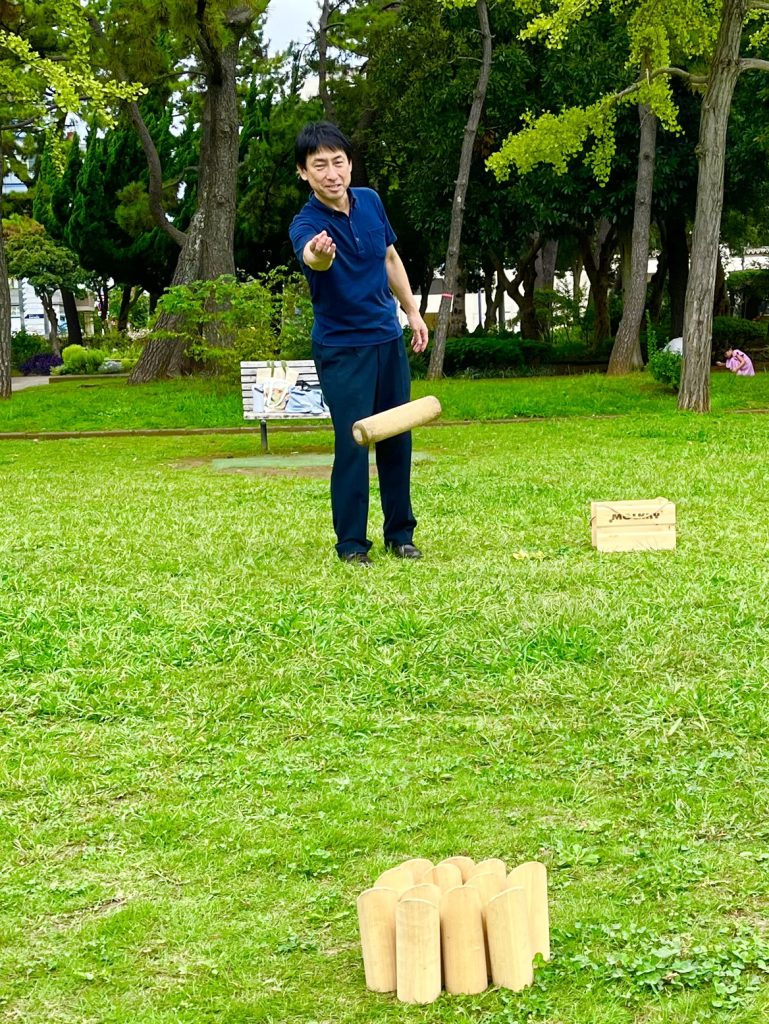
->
[464, 872, 504, 977]
[421, 862, 462, 892]
[401, 857, 434, 880]
[357, 887, 398, 992]
[438, 856, 475, 881]
[441, 885, 488, 995]
[464, 871, 504, 905]
[506, 861, 550, 961]
[468, 857, 507, 881]
[400, 883, 441, 907]
[486, 887, 533, 992]
[375, 865, 415, 894]
[396, 898, 442, 1004]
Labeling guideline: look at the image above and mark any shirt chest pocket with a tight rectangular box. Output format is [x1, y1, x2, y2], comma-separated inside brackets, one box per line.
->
[365, 226, 387, 259]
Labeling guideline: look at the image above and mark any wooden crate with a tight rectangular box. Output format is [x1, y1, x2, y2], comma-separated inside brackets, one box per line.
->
[591, 498, 676, 552]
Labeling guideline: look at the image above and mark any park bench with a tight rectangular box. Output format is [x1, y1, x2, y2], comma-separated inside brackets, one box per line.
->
[240, 359, 330, 452]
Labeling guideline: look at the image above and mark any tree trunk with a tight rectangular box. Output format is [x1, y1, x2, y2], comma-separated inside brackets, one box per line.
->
[117, 283, 132, 333]
[317, 0, 337, 123]
[608, 104, 657, 375]
[647, 248, 667, 326]
[0, 157, 11, 399]
[580, 219, 615, 348]
[679, 0, 747, 412]
[497, 274, 507, 330]
[482, 258, 496, 330]
[713, 253, 729, 315]
[520, 258, 540, 340]
[61, 288, 83, 346]
[448, 271, 467, 337]
[129, 7, 249, 384]
[534, 238, 558, 290]
[427, 0, 492, 378]
[40, 293, 60, 354]
[663, 212, 688, 337]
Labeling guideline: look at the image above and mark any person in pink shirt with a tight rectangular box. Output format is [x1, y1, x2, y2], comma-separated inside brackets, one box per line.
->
[719, 348, 755, 376]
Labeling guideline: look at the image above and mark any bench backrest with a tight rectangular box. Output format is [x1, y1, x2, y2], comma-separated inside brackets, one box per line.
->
[240, 359, 322, 419]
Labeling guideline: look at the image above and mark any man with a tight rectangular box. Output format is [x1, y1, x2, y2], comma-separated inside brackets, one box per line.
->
[289, 122, 430, 567]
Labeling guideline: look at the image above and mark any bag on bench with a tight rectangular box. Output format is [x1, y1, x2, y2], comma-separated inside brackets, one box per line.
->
[285, 380, 328, 415]
[252, 362, 300, 413]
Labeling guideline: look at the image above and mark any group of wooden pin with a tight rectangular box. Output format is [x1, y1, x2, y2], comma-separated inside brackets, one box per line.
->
[357, 856, 550, 1004]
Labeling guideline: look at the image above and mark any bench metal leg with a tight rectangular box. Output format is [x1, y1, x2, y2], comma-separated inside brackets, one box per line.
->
[260, 419, 268, 453]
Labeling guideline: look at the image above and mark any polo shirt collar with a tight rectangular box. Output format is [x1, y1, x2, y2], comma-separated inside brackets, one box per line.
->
[308, 189, 356, 215]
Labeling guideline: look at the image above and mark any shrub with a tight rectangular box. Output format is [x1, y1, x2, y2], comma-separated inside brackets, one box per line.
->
[146, 271, 312, 380]
[646, 315, 681, 391]
[712, 316, 767, 351]
[11, 329, 48, 370]
[61, 344, 109, 374]
[443, 335, 526, 374]
[21, 352, 63, 376]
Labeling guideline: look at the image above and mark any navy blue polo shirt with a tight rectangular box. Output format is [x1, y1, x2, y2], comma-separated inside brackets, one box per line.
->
[289, 188, 401, 346]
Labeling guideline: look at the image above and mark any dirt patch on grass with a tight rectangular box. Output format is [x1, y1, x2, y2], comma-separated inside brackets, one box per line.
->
[172, 451, 432, 477]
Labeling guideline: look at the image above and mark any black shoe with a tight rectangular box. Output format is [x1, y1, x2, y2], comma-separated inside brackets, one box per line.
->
[385, 542, 423, 559]
[340, 552, 373, 567]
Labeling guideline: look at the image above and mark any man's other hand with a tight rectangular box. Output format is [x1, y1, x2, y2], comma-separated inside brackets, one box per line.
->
[407, 311, 429, 353]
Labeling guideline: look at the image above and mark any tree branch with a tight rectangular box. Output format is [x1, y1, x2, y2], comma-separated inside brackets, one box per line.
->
[127, 101, 187, 247]
[740, 58, 769, 73]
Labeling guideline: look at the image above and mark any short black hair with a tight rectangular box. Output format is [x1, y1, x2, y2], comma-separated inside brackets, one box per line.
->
[295, 122, 353, 169]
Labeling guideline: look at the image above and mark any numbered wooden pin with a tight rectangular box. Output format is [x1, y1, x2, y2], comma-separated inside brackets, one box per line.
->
[396, 898, 442, 1004]
[357, 887, 398, 992]
[441, 885, 487, 995]
[486, 887, 534, 992]
[506, 861, 550, 961]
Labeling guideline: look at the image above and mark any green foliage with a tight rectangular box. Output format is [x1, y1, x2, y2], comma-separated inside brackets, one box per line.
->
[488, 99, 619, 184]
[10, 330, 48, 370]
[534, 285, 589, 346]
[3, 217, 87, 299]
[149, 272, 312, 379]
[712, 315, 767, 350]
[726, 269, 769, 317]
[646, 314, 681, 391]
[66, 114, 177, 298]
[0, 0, 142, 139]
[61, 344, 109, 374]
[482, 0, 761, 184]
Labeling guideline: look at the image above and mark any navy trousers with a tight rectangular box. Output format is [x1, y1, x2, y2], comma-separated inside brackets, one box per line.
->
[312, 337, 417, 556]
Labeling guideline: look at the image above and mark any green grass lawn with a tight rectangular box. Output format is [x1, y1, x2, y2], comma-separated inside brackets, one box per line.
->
[3, 369, 769, 433]
[1, 377, 769, 1023]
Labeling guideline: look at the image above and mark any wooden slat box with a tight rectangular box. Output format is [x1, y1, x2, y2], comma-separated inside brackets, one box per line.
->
[591, 498, 676, 552]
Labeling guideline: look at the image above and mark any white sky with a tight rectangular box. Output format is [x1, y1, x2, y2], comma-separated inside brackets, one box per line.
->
[264, 0, 319, 53]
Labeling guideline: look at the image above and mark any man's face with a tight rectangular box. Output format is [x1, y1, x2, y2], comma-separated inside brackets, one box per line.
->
[298, 147, 352, 206]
